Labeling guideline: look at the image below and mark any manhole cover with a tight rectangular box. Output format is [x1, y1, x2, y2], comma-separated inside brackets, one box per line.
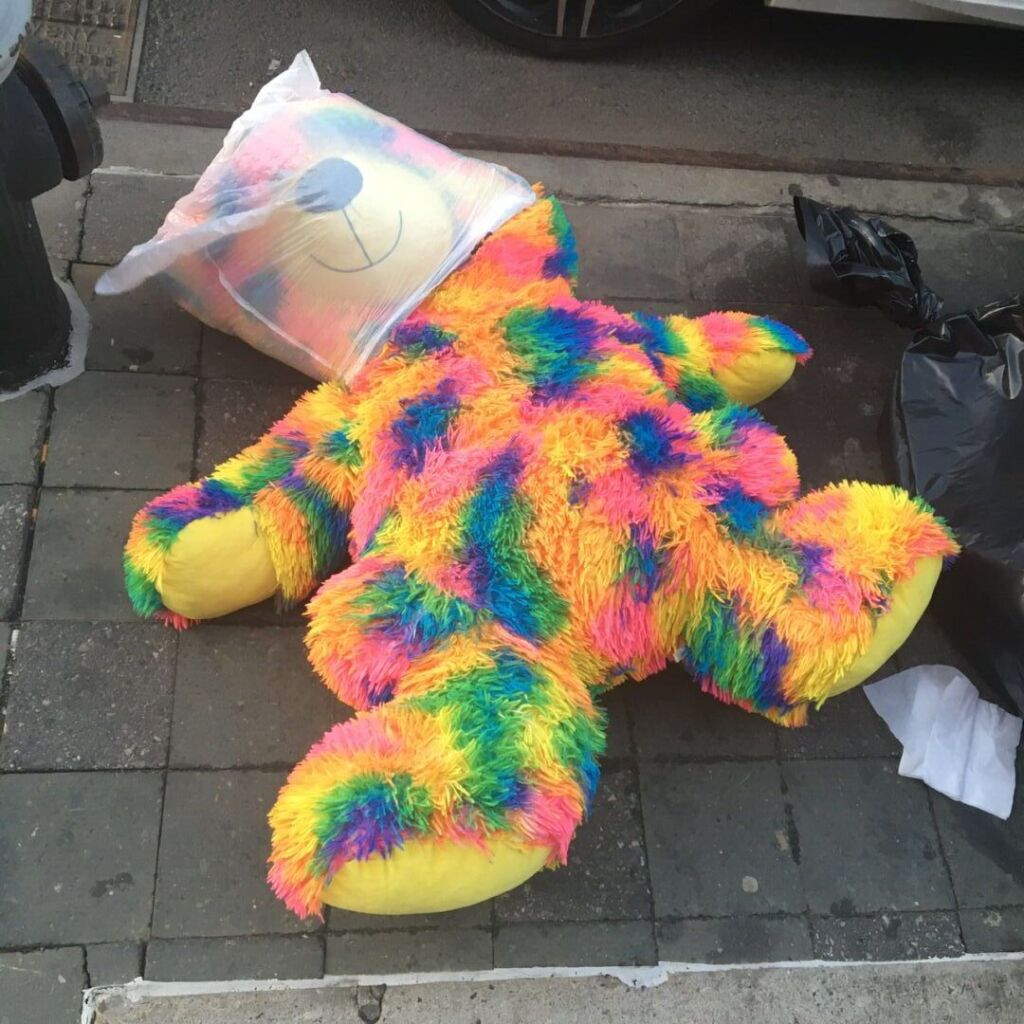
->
[29, 0, 145, 100]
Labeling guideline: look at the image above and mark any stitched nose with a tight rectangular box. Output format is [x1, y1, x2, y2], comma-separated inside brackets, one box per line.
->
[295, 158, 364, 213]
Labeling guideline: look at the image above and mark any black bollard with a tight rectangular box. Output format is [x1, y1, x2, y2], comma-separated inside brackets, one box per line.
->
[0, 37, 106, 393]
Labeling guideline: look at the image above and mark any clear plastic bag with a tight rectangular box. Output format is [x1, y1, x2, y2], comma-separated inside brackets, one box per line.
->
[96, 52, 535, 381]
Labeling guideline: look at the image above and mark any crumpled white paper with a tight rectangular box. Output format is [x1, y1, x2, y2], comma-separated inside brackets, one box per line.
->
[864, 665, 1022, 820]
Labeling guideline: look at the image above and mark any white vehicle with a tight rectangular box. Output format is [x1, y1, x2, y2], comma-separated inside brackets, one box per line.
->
[446, 0, 1021, 54]
[0, 0, 31, 85]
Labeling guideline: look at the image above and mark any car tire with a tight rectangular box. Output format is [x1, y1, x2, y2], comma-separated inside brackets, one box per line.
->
[445, 0, 716, 56]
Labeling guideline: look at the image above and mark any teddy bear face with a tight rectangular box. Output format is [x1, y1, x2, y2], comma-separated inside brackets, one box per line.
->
[98, 83, 535, 382]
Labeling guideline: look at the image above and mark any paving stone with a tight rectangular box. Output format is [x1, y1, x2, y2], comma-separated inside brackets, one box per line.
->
[87, 942, 143, 986]
[494, 920, 656, 968]
[171, 626, 345, 768]
[565, 203, 685, 301]
[22, 488, 157, 621]
[36, 177, 88, 261]
[0, 485, 33, 620]
[677, 212, 811, 306]
[46, 372, 195, 488]
[960, 907, 1024, 953]
[627, 668, 776, 760]
[931, 793, 1024, 909]
[778, 671, 900, 760]
[756, 304, 906, 492]
[153, 770, 308, 937]
[640, 761, 804, 918]
[497, 765, 650, 923]
[328, 897, 493, 933]
[0, 621, 175, 770]
[326, 928, 492, 973]
[657, 915, 813, 963]
[81, 173, 194, 266]
[0, 946, 85, 1024]
[145, 935, 324, 982]
[0, 390, 48, 484]
[811, 911, 964, 961]
[196, 379, 305, 477]
[73, 263, 201, 375]
[598, 686, 631, 759]
[200, 327, 312, 387]
[0, 772, 162, 944]
[785, 760, 954, 914]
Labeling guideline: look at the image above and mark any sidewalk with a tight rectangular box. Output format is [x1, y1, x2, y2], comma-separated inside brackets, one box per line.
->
[2, 115, 1023, 1024]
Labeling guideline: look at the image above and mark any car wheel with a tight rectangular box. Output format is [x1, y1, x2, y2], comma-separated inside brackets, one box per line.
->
[445, 0, 713, 56]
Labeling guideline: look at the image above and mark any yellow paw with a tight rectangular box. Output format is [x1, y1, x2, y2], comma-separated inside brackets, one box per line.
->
[827, 554, 942, 699]
[321, 836, 551, 915]
[158, 506, 278, 621]
[716, 348, 798, 405]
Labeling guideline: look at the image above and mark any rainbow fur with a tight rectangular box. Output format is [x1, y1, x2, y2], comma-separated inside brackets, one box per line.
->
[124, 194, 957, 917]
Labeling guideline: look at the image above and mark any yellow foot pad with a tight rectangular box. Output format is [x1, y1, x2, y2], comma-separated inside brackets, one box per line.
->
[827, 554, 943, 699]
[321, 836, 551, 916]
[158, 506, 279, 621]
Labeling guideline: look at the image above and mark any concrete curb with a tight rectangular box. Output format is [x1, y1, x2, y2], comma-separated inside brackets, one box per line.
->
[95, 118, 1024, 230]
[86, 954, 1024, 1023]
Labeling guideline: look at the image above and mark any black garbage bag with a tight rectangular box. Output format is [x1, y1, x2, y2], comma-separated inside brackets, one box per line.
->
[794, 196, 944, 329]
[793, 196, 1024, 716]
[891, 299, 1024, 716]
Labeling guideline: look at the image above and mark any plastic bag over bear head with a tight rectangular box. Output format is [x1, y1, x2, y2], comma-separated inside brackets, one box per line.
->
[96, 52, 536, 382]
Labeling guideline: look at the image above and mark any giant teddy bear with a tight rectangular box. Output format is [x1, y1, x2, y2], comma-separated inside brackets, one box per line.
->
[123, 188, 956, 920]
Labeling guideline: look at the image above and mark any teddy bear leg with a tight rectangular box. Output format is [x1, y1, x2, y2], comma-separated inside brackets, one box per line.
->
[268, 608, 605, 917]
[675, 482, 956, 723]
[124, 381, 361, 625]
[769, 482, 957, 707]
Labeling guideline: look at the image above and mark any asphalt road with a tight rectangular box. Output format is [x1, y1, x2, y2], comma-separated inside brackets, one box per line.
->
[136, 0, 1024, 173]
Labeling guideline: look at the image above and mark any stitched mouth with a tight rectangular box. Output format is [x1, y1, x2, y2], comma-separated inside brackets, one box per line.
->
[311, 209, 404, 274]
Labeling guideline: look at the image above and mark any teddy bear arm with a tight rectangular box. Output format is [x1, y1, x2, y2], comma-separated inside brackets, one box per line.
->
[643, 310, 813, 407]
[125, 380, 362, 625]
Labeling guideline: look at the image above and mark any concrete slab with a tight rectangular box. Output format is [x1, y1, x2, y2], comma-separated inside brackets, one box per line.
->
[961, 909, 1024, 954]
[170, 626, 344, 768]
[196, 379, 305, 477]
[0, 621, 175, 769]
[82, 172, 193, 266]
[0, 946, 84, 1024]
[495, 764, 651, 924]
[656, 915, 812, 964]
[145, 936, 324, 982]
[641, 761, 804, 918]
[45, 371, 195, 489]
[151, 770, 309, 938]
[22, 488, 158, 621]
[326, 928, 493, 975]
[931, 794, 1024, 909]
[0, 771, 162, 945]
[811, 911, 964, 961]
[73, 263, 201, 376]
[494, 920, 656, 968]
[88, 943, 144, 987]
[784, 760, 955, 915]
[627, 669, 777, 760]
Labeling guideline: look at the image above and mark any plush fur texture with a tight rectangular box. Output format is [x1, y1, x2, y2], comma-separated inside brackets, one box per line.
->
[124, 194, 957, 917]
